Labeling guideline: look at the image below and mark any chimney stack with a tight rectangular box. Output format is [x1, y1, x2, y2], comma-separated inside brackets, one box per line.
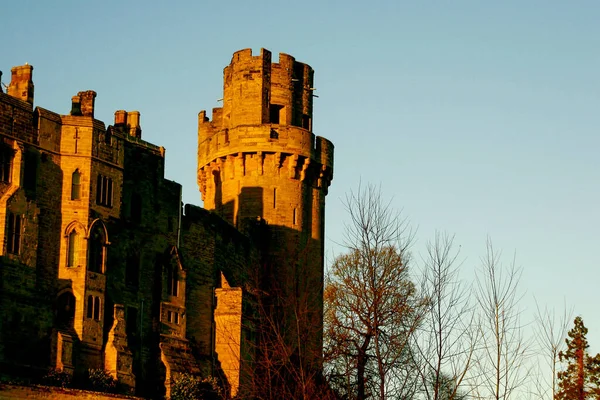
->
[8, 64, 34, 104]
[127, 111, 142, 139]
[78, 90, 97, 118]
[70, 95, 82, 116]
[114, 110, 127, 126]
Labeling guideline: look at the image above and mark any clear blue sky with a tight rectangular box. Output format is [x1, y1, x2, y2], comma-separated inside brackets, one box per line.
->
[3, 0, 600, 386]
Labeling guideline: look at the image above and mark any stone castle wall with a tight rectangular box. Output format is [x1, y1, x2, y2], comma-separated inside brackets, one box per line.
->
[0, 48, 333, 398]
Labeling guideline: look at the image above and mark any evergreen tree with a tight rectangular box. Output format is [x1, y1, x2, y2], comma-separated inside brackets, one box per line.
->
[555, 316, 600, 400]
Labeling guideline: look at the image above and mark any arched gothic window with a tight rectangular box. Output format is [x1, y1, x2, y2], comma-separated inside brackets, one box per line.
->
[68, 230, 78, 267]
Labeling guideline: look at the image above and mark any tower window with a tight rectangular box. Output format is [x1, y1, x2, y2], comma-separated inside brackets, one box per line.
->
[96, 175, 113, 207]
[71, 170, 81, 200]
[293, 208, 297, 225]
[269, 104, 284, 124]
[167, 311, 180, 325]
[167, 265, 179, 297]
[273, 188, 277, 208]
[302, 115, 311, 130]
[86, 295, 101, 321]
[0, 145, 14, 183]
[7, 213, 22, 255]
[94, 296, 101, 320]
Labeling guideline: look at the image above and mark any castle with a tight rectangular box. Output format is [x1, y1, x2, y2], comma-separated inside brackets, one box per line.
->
[0, 48, 333, 398]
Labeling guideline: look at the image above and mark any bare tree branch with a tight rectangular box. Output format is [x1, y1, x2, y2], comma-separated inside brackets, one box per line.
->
[414, 232, 478, 400]
[473, 238, 531, 400]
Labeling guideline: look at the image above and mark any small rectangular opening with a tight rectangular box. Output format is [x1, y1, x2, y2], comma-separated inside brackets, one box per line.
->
[302, 115, 311, 130]
[270, 104, 284, 124]
[293, 208, 297, 225]
[273, 188, 277, 208]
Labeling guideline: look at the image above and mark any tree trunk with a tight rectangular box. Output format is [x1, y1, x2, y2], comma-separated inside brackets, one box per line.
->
[357, 336, 371, 400]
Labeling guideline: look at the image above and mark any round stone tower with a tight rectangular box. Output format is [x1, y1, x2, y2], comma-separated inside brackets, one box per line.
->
[197, 48, 334, 368]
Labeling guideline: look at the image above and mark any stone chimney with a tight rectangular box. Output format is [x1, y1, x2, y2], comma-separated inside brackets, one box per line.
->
[8, 64, 34, 104]
[127, 111, 142, 139]
[114, 110, 127, 126]
[78, 90, 97, 118]
[70, 95, 82, 116]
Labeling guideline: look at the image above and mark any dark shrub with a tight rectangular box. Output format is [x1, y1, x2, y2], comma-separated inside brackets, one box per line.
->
[86, 369, 117, 393]
[42, 368, 72, 388]
[171, 373, 222, 400]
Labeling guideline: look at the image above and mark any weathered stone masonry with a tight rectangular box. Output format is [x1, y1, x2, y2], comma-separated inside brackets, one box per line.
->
[0, 48, 333, 398]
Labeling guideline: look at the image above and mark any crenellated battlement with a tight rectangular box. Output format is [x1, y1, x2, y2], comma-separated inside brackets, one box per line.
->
[200, 48, 315, 135]
[198, 48, 331, 201]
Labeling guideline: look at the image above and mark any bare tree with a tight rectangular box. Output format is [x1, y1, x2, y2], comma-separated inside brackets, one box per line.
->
[240, 238, 333, 400]
[323, 184, 425, 400]
[246, 298, 332, 400]
[414, 232, 479, 400]
[472, 238, 530, 400]
[530, 300, 572, 399]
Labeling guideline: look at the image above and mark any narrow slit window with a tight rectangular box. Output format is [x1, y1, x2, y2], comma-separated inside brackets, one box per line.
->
[7, 213, 22, 255]
[273, 188, 277, 208]
[87, 296, 94, 319]
[71, 170, 81, 200]
[167, 265, 179, 297]
[293, 208, 297, 225]
[67, 230, 77, 267]
[0, 145, 13, 183]
[302, 115, 311, 130]
[96, 175, 103, 204]
[93, 297, 101, 320]
[96, 175, 113, 207]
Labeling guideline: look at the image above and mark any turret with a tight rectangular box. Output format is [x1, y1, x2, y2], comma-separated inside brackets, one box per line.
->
[197, 49, 334, 389]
